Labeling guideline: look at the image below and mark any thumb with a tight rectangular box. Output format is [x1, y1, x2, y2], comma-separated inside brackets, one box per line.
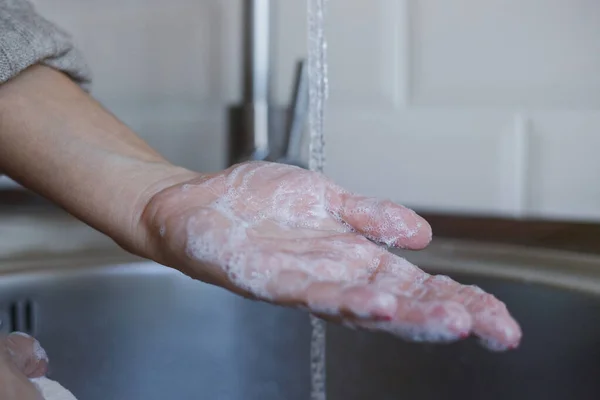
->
[5, 332, 49, 378]
[328, 187, 432, 249]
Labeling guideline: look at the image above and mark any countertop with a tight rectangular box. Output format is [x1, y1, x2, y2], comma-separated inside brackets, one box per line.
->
[0, 201, 126, 265]
[3, 194, 600, 280]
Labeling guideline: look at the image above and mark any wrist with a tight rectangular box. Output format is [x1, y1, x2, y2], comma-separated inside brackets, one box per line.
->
[112, 161, 200, 257]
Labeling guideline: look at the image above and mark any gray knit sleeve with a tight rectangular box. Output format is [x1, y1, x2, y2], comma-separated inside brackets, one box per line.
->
[0, 0, 91, 90]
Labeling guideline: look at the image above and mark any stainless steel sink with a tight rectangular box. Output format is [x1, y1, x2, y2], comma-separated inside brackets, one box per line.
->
[2, 241, 600, 400]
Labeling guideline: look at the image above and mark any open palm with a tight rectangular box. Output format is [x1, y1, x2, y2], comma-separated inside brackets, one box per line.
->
[143, 161, 521, 351]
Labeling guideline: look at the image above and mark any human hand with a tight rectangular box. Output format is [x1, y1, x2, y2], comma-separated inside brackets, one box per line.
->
[142, 161, 522, 350]
[0, 332, 48, 400]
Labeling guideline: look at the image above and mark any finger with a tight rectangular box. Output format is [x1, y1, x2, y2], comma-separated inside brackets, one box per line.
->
[329, 191, 432, 250]
[377, 254, 522, 350]
[456, 285, 522, 350]
[356, 297, 473, 342]
[6, 332, 48, 378]
[232, 242, 370, 298]
[265, 270, 396, 320]
[409, 275, 522, 349]
[306, 282, 397, 320]
[371, 253, 425, 284]
[267, 269, 471, 343]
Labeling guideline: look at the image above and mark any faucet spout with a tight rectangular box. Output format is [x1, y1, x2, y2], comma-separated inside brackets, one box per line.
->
[227, 0, 272, 165]
[227, 1, 308, 169]
[242, 0, 272, 105]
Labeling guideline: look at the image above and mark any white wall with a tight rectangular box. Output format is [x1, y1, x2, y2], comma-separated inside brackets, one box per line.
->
[276, 0, 600, 221]
[15, 0, 600, 222]
[30, 0, 243, 173]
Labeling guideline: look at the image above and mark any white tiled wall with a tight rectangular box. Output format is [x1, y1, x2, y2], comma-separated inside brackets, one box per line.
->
[30, 0, 243, 173]
[18, 0, 600, 222]
[277, 0, 600, 221]
[410, 0, 600, 109]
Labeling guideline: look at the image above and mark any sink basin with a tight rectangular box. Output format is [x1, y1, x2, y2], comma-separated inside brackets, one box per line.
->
[2, 241, 600, 400]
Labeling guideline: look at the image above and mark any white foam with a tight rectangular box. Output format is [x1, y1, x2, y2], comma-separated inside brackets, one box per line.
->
[184, 162, 359, 301]
[367, 292, 397, 316]
[478, 337, 510, 352]
[8, 332, 49, 362]
[30, 377, 78, 400]
[350, 319, 465, 344]
[10, 331, 31, 338]
[340, 197, 423, 247]
[32, 338, 48, 363]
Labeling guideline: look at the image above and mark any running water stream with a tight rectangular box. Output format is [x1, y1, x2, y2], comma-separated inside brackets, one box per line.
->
[307, 0, 329, 399]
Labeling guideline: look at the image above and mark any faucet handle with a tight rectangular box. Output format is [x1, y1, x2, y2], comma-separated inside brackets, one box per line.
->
[286, 60, 309, 162]
[273, 59, 309, 168]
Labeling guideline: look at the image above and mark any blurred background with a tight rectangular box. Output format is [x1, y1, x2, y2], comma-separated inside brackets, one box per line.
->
[2, 2, 600, 399]
[3, 0, 600, 252]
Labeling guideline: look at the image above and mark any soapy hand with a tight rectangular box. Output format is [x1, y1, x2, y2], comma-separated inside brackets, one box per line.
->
[143, 161, 522, 350]
[0, 332, 48, 400]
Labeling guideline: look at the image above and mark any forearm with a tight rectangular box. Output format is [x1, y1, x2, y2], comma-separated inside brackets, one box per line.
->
[0, 65, 197, 253]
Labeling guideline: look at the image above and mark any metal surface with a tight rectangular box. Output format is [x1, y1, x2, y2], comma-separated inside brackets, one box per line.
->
[228, 1, 309, 167]
[2, 243, 600, 399]
[276, 60, 309, 168]
[229, 0, 273, 164]
[227, 104, 287, 164]
[242, 0, 272, 104]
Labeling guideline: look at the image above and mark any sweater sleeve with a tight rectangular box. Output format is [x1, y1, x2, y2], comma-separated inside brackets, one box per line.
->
[0, 0, 91, 90]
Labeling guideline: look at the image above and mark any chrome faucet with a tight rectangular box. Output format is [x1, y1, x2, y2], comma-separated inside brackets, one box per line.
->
[227, 0, 308, 169]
